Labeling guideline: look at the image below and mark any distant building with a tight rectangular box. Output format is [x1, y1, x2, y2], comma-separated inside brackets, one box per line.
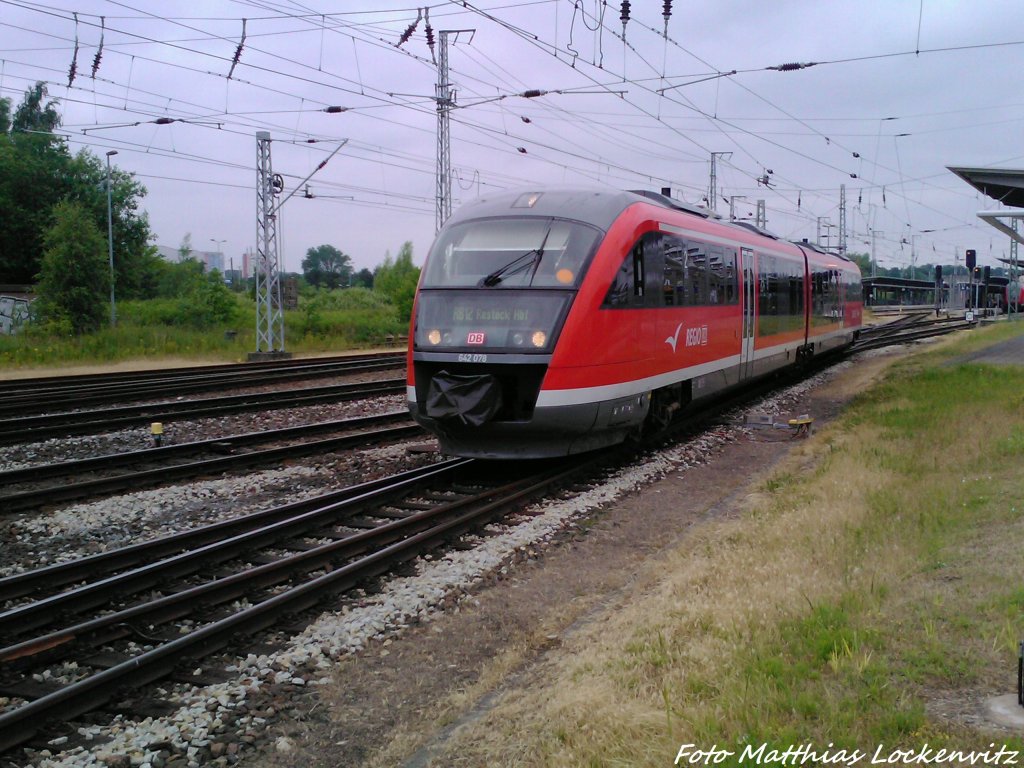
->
[155, 245, 224, 272]
[200, 250, 224, 273]
[154, 245, 182, 262]
[243, 248, 256, 278]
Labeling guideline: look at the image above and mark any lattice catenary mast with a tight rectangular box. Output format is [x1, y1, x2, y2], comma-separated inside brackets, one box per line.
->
[254, 131, 287, 358]
[435, 31, 453, 233]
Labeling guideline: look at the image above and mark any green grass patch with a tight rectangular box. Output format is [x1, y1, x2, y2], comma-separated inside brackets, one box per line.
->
[0, 289, 407, 370]
[682, 327, 1024, 754]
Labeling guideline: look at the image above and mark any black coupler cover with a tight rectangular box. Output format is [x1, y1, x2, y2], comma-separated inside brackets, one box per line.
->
[425, 370, 504, 426]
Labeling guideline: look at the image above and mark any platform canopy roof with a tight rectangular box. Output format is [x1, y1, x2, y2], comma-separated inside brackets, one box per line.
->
[948, 167, 1024, 207]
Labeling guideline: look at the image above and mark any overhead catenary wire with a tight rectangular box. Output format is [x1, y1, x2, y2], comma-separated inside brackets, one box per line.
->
[0, 0, 1010, 268]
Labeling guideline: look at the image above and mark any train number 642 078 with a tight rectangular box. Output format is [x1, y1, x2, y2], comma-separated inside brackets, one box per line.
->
[457, 353, 488, 363]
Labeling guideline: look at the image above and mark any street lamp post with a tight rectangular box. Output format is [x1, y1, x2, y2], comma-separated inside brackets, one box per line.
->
[105, 150, 118, 327]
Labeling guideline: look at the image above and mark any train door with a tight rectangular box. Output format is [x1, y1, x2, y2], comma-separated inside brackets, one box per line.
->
[740, 247, 755, 379]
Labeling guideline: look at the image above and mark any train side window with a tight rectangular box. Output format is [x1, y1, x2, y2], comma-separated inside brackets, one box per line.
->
[602, 236, 651, 309]
[633, 242, 645, 298]
[663, 236, 686, 307]
[603, 233, 660, 308]
[603, 254, 634, 307]
[707, 245, 737, 305]
[657, 236, 738, 307]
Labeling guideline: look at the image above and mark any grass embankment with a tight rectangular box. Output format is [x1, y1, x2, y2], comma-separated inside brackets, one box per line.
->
[0, 299, 406, 372]
[442, 323, 1024, 766]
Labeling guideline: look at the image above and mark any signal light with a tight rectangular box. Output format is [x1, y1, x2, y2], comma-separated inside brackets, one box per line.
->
[966, 248, 976, 270]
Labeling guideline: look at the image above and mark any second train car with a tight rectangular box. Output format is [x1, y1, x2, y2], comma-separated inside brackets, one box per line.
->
[407, 188, 862, 458]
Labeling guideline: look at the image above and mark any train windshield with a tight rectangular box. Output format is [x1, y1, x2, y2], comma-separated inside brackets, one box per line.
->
[421, 217, 600, 289]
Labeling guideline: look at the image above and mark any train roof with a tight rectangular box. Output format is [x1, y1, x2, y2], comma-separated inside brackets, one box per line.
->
[446, 188, 644, 231]
[446, 187, 856, 267]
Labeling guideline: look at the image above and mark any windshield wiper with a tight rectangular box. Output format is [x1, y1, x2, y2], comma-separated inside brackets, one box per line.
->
[480, 229, 551, 287]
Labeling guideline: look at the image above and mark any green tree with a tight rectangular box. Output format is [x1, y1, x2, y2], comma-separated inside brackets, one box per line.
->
[63, 149, 158, 299]
[188, 270, 238, 327]
[302, 244, 353, 289]
[35, 201, 109, 334]
[351, 267, 374, 288]
[153, 257, 206, 298]
[178, 233, 193, 261]
[12, 82, 61, 133]
[0, 82, 154, 290]
[373, 241, 420, 322]
[0, 96, 11, 134]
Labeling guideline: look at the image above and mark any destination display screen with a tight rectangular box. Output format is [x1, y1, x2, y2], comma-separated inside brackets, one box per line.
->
[414, 290, 572, 352]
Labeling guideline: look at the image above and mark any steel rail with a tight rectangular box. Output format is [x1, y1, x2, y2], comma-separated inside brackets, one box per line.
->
[0, 467, 560, 666]
[0, 459, 465, 603]
[0, 459, 477, 637]
[0, 359, 403, 417]
[851, 320, 972, 353]
[0, 353, 403, 394]
[0, 379, 405, 445]
[0, 417, 421, 514]
[0, 457, 596, 753]
[0, 411, 412, 487]
[0, 424, 421, 513]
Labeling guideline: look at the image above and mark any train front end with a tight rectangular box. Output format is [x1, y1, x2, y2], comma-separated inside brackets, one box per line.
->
[407, 190, 626, 459]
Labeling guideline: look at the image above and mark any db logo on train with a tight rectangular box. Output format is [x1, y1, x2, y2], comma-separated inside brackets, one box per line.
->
[467, 332, 486, 345]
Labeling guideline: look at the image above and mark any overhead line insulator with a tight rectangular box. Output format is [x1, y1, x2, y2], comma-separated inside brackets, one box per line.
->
[397, 8, 422, 47]
[768, 61, 818, 72]
[425, 8, 436, 63]
[68, 12, 80, 87]
[228, 18, 247, 80]
[91, 16, 105, 79]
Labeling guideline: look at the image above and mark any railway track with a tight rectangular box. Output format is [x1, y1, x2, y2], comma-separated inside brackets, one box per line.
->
[0, 410, 421, 513]
[852, 313, 975, 352]
[0, 377, 406, 445]
[0, 323, 990, 758]
[0, 352, 831, 755]
[0, 353, 404, 416]
[0, 454, 603, 753]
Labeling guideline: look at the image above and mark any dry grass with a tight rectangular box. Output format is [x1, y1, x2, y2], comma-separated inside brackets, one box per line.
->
[427, 323, 1024, 767]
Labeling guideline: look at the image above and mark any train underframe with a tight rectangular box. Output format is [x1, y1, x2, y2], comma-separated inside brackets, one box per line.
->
[409, 332, 858, 459]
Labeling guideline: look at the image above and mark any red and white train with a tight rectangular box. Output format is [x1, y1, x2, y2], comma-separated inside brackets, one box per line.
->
[406, 188, 862, 459]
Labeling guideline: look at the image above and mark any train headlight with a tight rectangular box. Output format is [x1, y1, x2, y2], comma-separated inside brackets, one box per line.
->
[427, 329, 442, 345]
[556, 268, 574, 285]
[511, 332, 525, 346]
[443, 332, 453, 344]
[531, 330, 547, 348]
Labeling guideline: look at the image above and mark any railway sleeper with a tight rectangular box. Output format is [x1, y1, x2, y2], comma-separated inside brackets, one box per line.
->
[373, 506, 419, 519]
[420, 491, 471, 502]
[391, 500, 440, 512]
[0, 677, 61, 701]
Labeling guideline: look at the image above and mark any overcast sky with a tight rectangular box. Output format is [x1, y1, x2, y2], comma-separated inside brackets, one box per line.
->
[2, 0, 1023, 276]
